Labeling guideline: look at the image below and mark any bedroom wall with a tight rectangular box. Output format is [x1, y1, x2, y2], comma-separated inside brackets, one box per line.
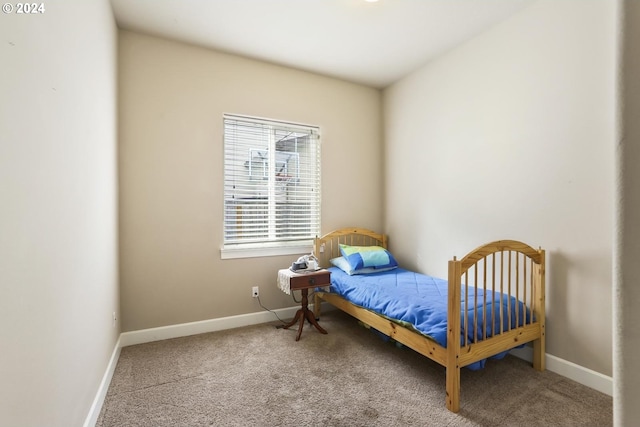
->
[383, 0, 615, 377]
[118, 31, 383, 332]
[0, 0, 119, 426]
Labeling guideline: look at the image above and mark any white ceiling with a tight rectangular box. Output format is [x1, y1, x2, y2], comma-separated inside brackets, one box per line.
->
[110, 0, 534, 88]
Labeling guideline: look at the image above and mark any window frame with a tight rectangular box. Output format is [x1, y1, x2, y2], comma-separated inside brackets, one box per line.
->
[220, 114, 321, 259]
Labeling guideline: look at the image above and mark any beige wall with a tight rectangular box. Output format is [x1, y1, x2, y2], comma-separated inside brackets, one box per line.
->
[0, 0, 119, 426]
[383, 0, 615, 376]
[614, 1, 640, 424]
[118, 31, 383, 332]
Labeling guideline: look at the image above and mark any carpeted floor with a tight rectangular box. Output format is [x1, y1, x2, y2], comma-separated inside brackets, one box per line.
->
[97, 310, 612, 426]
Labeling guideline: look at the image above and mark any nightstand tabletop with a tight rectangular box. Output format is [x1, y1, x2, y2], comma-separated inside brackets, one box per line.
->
[277, 268, 330, 294]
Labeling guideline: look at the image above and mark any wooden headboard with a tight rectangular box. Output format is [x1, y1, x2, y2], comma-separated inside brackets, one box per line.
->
[314, 227, 387, 269]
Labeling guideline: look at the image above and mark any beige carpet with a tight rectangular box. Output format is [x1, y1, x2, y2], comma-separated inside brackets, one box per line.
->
[97, 310, 612, 426]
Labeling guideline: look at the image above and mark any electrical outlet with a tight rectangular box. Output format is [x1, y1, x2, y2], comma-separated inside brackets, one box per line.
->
[252, 286, 259, 298]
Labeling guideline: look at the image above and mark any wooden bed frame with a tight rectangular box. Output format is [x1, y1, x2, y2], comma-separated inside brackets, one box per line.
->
[313, 227, 546, 413]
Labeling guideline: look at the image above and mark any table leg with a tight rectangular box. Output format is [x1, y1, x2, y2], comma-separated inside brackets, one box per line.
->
[281, 309, 303, 330]
[280, 288, 327, 341]
[305, 308, 327, 334]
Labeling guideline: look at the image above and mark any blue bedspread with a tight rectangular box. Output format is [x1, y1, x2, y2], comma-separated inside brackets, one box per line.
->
[327, 267, 530, 370]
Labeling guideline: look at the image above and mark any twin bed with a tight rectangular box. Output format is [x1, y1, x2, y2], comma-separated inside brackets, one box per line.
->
[312, 227, 546, 413]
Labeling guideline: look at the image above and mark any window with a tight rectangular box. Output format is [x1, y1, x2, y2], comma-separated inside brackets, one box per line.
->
[222, 114, 321, 258]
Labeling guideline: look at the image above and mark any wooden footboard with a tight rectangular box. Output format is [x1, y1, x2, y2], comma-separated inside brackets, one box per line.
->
[446, 240, 545, 411]
[313, 228, 545, 413]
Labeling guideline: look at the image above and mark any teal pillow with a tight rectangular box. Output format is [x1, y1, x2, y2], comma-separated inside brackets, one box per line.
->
[338, 244, 399, 272]
[330, 256, 398, 276]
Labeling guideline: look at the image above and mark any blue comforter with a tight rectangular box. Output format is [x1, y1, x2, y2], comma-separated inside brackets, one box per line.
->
[327, 267, 530, 370]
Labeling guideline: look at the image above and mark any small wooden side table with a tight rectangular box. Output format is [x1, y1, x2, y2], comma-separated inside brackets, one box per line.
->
[277, 269, 330, 341]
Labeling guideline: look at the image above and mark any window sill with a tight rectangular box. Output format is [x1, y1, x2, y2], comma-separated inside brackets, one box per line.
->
[220, 241, 313, 260]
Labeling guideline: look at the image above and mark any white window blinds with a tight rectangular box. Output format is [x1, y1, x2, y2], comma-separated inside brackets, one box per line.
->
[223, 115, 321, 250]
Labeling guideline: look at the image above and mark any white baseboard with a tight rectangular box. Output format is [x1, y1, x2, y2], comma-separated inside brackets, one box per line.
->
[120, 305, 303, 347]
[510, 346, 612, 396]
[84, 336, 122, 427]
